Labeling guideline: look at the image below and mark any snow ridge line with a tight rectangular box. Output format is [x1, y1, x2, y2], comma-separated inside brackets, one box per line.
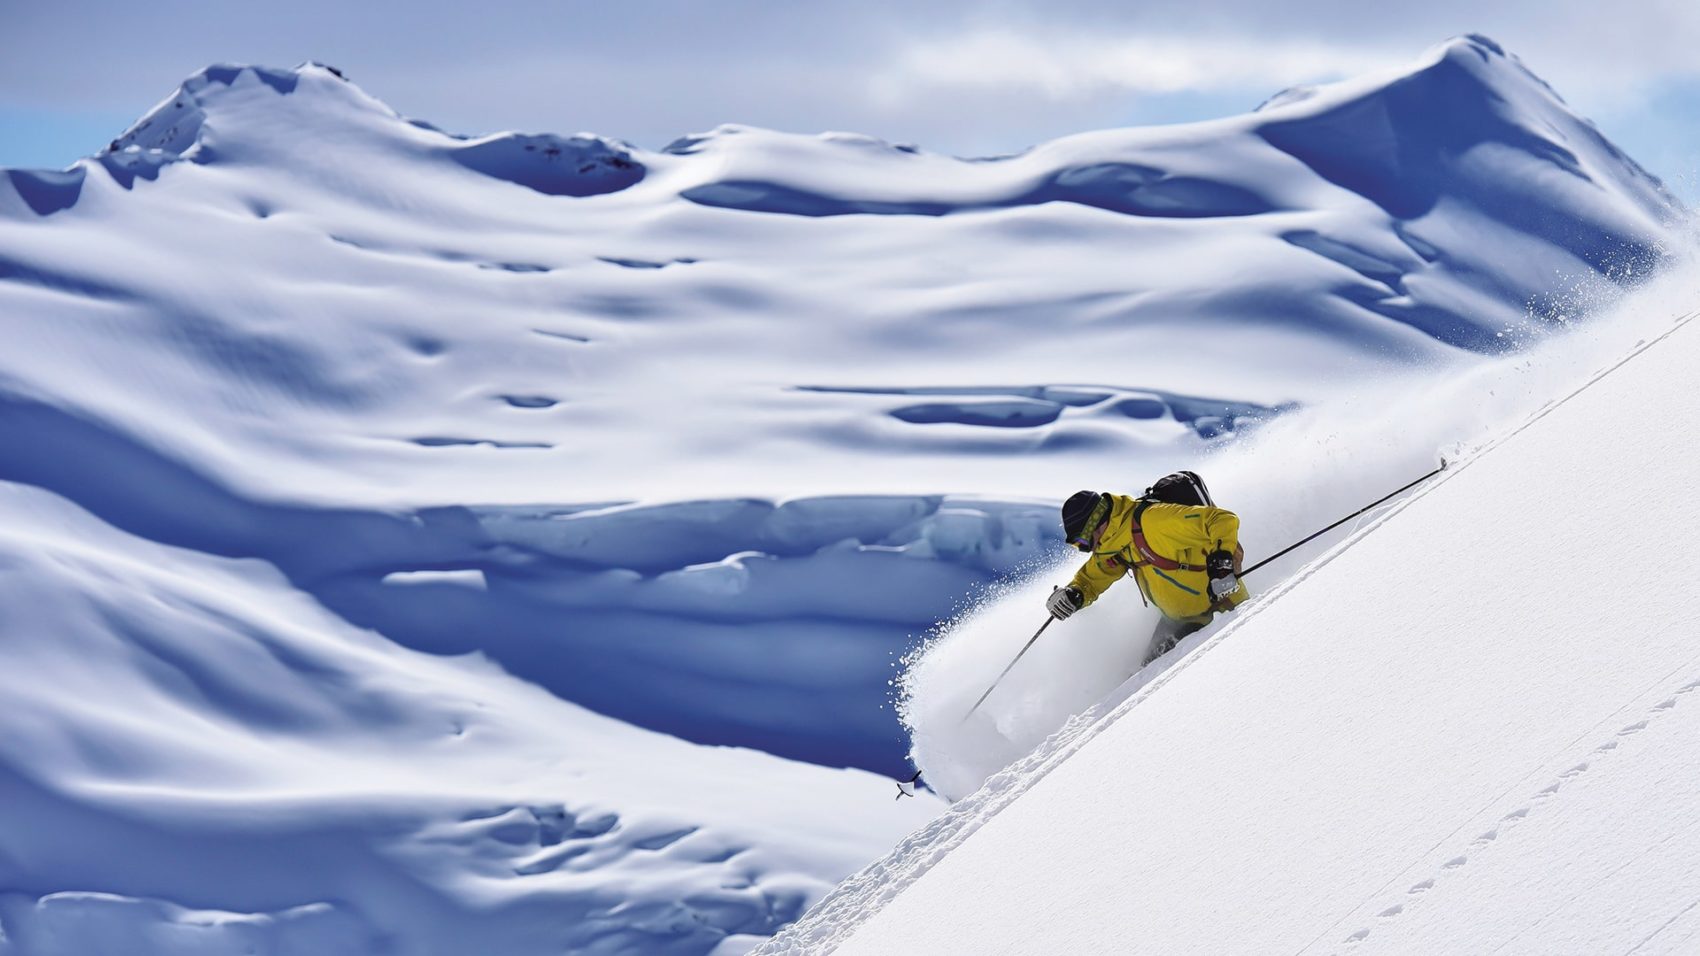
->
[1237, 305, 1700, 661]
[1443, 306, 1700, 478]
[762, 306, 1700, 955]
[1245, 303, 1700, 640]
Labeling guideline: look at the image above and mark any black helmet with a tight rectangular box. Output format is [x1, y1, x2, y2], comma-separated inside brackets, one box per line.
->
[1061, 490, 1110, 544]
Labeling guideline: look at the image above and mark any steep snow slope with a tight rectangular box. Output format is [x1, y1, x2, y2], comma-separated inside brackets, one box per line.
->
[760, 267, 1700, 954]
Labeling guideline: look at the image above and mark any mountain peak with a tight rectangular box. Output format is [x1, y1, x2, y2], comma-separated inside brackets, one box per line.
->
[1419, 32, 1548, 97]
[104, 62, 374, 160]
[1258, 34, 1527, 118]
[1252, 33, 1677, 240]
[1455, 31, 1506, 55]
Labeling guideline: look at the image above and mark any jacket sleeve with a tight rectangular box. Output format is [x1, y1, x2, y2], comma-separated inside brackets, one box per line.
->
[1069, 552, 1128, 607]
[1198, 508, 1241, 555]
[1201, 508, 1249, 607]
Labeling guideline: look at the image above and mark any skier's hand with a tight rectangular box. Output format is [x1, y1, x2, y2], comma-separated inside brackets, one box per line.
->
[1047, 586, 1084, 621]
[1208, 573, 1240, 607]
[1206, 549, 1240, 609]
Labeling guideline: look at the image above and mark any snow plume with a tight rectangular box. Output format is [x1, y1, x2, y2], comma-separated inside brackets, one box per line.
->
[899, 556, 1147, 802]
[900, 235, 1700, 803]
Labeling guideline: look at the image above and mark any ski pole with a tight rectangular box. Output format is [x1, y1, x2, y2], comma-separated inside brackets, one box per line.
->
[1241, 459, 1448, 579]
[960, 617, 1054, 723]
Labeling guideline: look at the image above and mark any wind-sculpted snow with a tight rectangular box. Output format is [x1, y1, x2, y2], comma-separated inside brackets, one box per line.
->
[660, 37, 1678, 356]
[0, 480, 941, 956]
[3, 168, 85, 215]
[0, 382, 1054, 776]
[799, 384, 1292, 441]
[681, 164, 1272, 219]
[0, 34, 1691, 956]
[448, 133, 645, 197]
[324, 495, 1057, 776]
[1258, 35, 1672, 282]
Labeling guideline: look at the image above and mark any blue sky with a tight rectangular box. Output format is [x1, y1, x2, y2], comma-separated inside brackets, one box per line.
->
[3, 1, 1697, 202]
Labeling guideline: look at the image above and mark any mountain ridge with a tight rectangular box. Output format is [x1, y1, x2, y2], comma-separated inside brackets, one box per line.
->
[12, 36, 1682, 228]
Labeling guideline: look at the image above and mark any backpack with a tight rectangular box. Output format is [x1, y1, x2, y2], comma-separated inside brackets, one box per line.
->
[1142, 470, 1215, 508]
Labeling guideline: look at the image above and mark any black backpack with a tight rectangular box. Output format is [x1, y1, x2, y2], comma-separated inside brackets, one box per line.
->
[1143, 470, 1215, 508]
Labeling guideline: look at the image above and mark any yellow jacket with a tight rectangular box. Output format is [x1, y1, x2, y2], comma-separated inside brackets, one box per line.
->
[1068, 494, 1249, 623]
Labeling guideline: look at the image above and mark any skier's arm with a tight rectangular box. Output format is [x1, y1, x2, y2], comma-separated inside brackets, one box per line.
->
[1198, 508, 1242, 556]
[1068, 552, 1128, 608]
[1199, 508, 1248, 607]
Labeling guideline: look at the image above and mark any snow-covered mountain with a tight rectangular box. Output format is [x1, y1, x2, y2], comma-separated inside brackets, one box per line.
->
[0, 34, 1688, 955]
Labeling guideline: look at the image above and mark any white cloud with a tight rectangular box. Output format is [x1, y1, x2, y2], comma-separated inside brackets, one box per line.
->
[6, 0, 1697, 170]
[878, 29, 1407, 105]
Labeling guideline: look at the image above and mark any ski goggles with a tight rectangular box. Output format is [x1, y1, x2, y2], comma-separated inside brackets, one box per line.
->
[1068, 498, 1111, 551]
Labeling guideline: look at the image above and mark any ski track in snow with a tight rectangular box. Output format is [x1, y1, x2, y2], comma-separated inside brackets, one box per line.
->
[1309, 310, 1700, 947]
[1319, 667, 1700, 954]
[1293, 310, 1700, 954]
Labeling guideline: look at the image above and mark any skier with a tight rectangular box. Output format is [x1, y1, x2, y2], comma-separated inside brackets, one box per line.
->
[1046, 472, 1248, 664]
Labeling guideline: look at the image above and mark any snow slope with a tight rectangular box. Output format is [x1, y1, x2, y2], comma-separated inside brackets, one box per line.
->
[0, 34, 1689, 955]
[760, 264, 1700, 953]
[0, 478, 942, 955]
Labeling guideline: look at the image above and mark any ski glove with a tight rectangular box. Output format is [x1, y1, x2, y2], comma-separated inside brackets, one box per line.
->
[1208, 573, 1240, 606]
[1205, 549, 1239, 609]
[1047, 586, 1084, 621]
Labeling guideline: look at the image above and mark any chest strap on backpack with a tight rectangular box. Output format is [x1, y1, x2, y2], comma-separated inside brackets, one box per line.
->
[1130, 499, 1208, 573]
